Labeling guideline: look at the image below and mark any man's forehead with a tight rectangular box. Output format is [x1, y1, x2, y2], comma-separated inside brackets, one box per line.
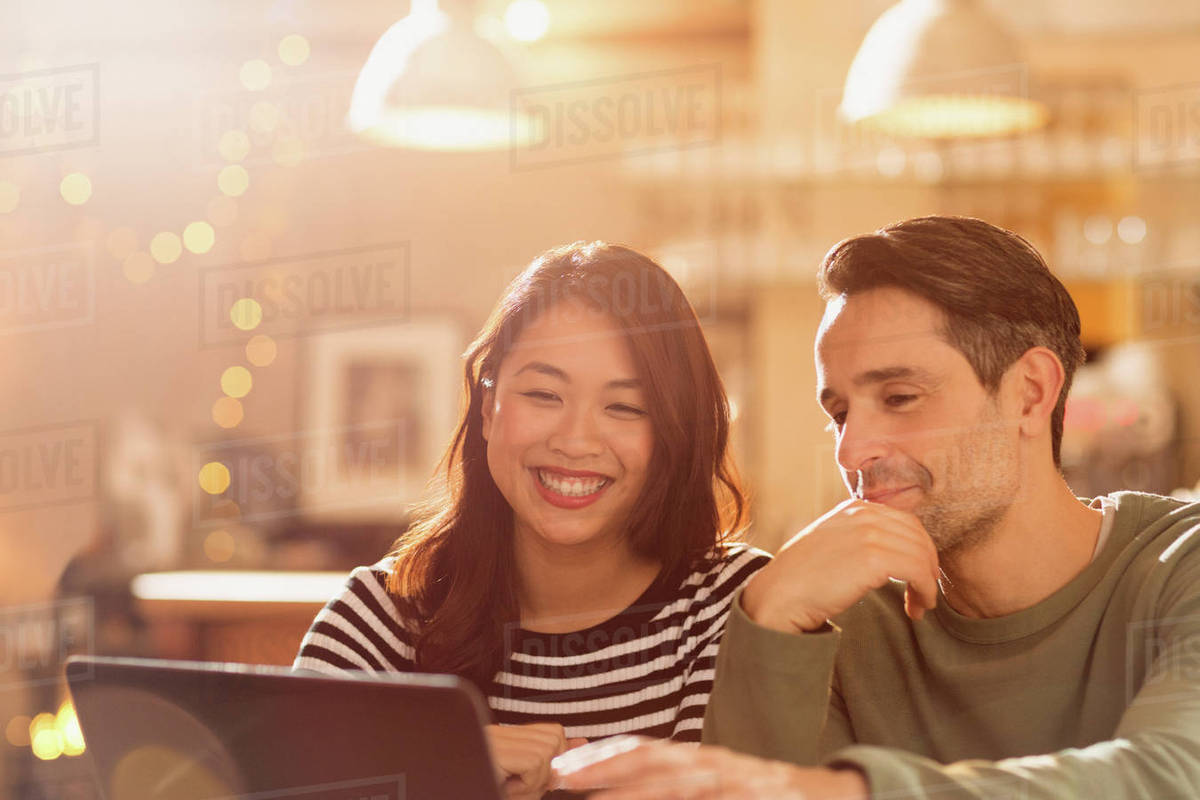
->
[816, 287, 945, 354]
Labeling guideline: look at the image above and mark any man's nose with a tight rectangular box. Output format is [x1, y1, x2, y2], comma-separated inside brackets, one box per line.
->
[835, 409, 893, 476]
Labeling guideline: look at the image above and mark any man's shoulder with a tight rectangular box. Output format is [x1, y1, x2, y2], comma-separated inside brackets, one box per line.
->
[1102, 490, 1200, 565]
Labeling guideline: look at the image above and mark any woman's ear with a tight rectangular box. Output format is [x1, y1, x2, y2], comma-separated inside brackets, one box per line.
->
[1011, 346, 1065, 440]
[480, 384, 495, 443]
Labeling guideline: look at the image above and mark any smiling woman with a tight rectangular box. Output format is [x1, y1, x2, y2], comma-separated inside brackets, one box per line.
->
[292, 242, 769, 797]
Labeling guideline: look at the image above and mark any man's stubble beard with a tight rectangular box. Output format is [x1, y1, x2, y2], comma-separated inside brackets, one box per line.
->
[915, 406, 1022, 559]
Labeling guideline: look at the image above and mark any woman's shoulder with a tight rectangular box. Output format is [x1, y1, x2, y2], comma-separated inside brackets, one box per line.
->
[673, 541, 771, 604]
[326, 556, 418, 632]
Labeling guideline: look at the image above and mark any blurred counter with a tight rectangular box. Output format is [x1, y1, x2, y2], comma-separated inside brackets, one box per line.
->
[130, 571, 345, 666]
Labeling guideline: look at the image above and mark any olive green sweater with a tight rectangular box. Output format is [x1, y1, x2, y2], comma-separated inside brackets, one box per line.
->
[703, 492, 1200, 798]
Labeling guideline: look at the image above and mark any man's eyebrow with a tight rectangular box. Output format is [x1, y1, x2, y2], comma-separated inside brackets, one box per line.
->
[512, 362, 641, 390]
[818, 366, 937, 407]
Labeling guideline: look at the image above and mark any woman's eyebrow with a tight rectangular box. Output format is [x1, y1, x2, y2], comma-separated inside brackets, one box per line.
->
[514, 361, 569, 381]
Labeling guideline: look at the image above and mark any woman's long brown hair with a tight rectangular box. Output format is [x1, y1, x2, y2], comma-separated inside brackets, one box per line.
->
[386, 242, 746, 688]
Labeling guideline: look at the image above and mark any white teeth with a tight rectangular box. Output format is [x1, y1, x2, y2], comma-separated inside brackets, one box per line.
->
[537, 469, 609, 497]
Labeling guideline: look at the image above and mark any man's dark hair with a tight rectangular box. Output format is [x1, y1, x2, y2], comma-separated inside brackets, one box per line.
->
[817, 215, 1086, 468]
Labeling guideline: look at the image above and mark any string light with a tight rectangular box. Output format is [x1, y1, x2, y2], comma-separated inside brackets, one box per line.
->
[278, 34, 311, 66]
[239, 59, 272, 91]
[217, 165, 250, 197]
[198, 462, 231, 495]
[149, 231, 183, 264]
[204, 530, 237, 563]
[59, 173, 92, 205]
[246, 334, 277, 366]
[122, 252, 155, 284]
[229, 298, 263, 330]
[220, 366, 253, 398]
[0, 181, 19, 213]
[212, 397, 244, 428]
[183, 221, 216, 254]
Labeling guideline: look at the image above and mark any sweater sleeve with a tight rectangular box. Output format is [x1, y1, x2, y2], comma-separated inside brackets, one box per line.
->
[701, 591, 844, 764]
[822, 549, 1200, 799]
[292, 563, 417, 676]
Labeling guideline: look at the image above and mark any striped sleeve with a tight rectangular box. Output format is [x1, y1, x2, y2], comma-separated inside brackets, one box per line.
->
[669, 544, 772, 741]
[292, 559, 417, 676]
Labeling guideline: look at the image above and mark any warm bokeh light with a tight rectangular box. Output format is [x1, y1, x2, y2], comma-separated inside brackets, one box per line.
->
[5, 715, 31, 747]
[218, 165, 250, 197]
[278, 34, 311, 66]
[246, 334, 277, 367]
[212, 396, 244, 428]
[183, 221, 216, 254]
[0, 181, 19, 213]
[57, 701, 85, 757]
[505, 0, 551, 42]
[106, 227, 138, 259]
[1084, 215, 1113, 245]
[218, 130, 251, 162]
[30, 713, 63, 760]
[122, 251, 156, 284]
[852, 97, 1048, 139]
[248, 101, 280, 134]
[272, 137, 305, 167]
[207, 196, 238, 227]
[59, 173, 92, 205]
[149, 231, 183, 264]
[220, 366, 253, 398]
[1118, 215, 1147, 244]
[229, 297, 263, 330]
[198, 461, 231, 495]
[239, 59, 272, 91]
[204, 529, 237, 563]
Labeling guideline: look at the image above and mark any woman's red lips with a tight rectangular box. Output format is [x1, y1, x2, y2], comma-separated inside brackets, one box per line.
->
[535, 466, 611, 478]
[530, 467, 613, 509]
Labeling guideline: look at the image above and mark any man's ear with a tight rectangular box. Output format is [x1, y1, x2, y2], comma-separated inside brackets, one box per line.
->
[480, 384, 495, 443]
[1009, 346, 1065, 440]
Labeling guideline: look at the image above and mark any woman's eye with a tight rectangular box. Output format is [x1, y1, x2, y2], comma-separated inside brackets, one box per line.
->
[826, 412, 846, 432]
[609, 404, 647, 418]
[885, 394, 917, 407]
[521, 390, 559, 402]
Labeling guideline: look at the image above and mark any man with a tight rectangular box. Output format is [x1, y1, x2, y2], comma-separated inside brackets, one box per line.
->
[555, 216, 1200, 799]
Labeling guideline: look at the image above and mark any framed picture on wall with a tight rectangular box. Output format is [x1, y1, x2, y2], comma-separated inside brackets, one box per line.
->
[299, 319, 461, 522]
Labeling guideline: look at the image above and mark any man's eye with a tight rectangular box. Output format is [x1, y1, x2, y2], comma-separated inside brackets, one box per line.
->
[825, 413, 846, 433]
[885, 394, 917, 407]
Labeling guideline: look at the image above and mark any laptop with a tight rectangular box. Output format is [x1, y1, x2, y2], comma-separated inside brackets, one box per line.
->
[64, 656, 504, 800]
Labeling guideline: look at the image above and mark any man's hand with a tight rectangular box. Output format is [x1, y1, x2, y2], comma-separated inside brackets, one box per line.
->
[485, 723, 586, 800]
[742, 498, 940, 633]
[553, 737, 868, 799]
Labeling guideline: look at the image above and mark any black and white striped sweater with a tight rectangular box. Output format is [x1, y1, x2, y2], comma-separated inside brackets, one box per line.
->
[293, 543, 770, 742]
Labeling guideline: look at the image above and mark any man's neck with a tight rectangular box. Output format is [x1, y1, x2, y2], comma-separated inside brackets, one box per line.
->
[514, 526, 661, 633]
[938, 473, 1104, 619]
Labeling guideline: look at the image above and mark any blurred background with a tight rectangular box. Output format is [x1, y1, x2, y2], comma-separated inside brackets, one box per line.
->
[2, 0, 1200, 795]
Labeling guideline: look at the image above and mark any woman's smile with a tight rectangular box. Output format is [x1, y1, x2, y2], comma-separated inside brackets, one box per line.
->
[531, 466, 614, 508]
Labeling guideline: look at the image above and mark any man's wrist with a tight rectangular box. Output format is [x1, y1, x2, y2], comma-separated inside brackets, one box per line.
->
[740, 573, 825, 634]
